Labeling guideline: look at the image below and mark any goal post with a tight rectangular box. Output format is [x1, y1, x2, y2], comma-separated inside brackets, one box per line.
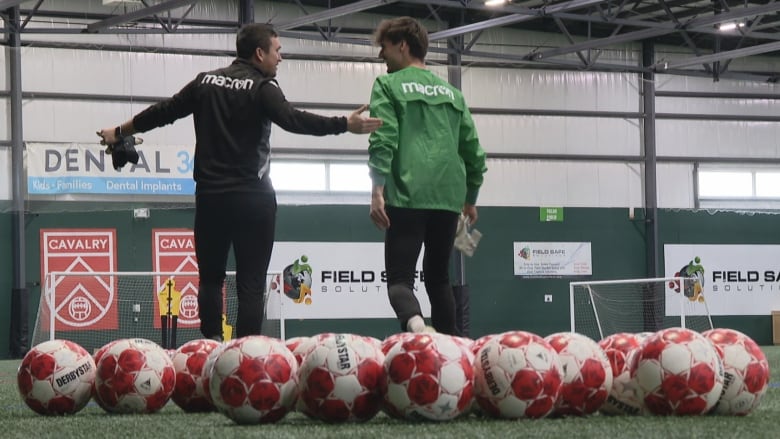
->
[569, 276, 714, 341]
[33, 270, 284, 353]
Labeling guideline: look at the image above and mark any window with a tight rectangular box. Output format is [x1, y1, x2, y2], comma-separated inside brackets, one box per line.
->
[270, 160, 370, 192]
[697, 166, 780, 210]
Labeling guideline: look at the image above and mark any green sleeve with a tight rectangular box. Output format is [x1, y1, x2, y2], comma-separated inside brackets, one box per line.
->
[368, 78, 398, 187]
[459, 104, 487, 205]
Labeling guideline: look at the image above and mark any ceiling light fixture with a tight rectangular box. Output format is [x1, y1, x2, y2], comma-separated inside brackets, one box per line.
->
[716, 21, 745, 32]
[485, 0, 508, 6]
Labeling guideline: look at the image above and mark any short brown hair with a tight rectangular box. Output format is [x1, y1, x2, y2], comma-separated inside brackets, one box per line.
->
[236, 23, 278, 59]
[374, 17, 428, 60]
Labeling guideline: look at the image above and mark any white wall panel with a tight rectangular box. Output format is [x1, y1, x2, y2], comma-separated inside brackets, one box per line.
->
[657, 163, 694, 209]
[0, 148, 10, 201]
[478, 159, 642, 207]
[276, 61, 384, 103]
[0, 98, 7, 141]
[22, 100, 195, 145]
[474, 115, 640, 156]
[0, 47, 6, 90]
[463, 68, 639, 111]
[656, 120, 780, 159]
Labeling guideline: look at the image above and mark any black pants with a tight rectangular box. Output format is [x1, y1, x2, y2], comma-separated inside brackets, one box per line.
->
[385, 206, 459, 335]
[194, 190, 276, 339]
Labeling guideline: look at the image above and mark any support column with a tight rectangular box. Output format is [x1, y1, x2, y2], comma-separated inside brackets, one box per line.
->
[642, 41, 661, 332]
[7, 6, 28, 358]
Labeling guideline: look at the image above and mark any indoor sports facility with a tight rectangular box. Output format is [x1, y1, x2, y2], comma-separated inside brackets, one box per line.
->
[2, 1, 780, 437]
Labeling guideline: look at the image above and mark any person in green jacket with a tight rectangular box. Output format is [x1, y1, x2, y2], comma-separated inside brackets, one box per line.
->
[368, 16, 487, 335]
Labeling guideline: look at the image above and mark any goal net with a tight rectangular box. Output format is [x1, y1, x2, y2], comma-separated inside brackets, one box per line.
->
[570, 276, 713, 341]
[32, 271, 284, 353]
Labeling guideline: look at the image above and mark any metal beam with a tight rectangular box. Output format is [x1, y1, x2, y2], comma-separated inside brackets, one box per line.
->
[0, 0, 26, 9]
[656, 40, 780, 71]
[86, 0, 199, 33]
[429, 0, 608, 41]
[275, 0, 398, 31]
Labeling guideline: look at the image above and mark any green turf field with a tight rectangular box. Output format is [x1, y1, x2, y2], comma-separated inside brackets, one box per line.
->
[1, 347, 779, 439]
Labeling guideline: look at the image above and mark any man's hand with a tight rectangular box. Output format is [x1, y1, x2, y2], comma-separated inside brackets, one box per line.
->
[462, 204, 478, 225]
[370, 185, 390, 230]
[96, 127, 119, 146]
[347, 104, 383, 134]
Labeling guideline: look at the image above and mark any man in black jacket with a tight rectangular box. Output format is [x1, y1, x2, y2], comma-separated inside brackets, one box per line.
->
[97, 23, 381, 341]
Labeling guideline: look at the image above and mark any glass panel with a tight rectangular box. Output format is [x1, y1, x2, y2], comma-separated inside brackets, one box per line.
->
[756, 172, 780, 197]
[330, 163, 371, 192]
[698, 171, 752, 197]
[270, 162, 326, 191]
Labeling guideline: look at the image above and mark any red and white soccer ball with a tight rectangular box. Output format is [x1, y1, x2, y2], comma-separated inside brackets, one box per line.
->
[631, 327, 724, 415]
[546, 332, 613, 416]
[171, 338, 222, 412]
[703, 328, 770, 415]
[94, 338, 176, 414]
[209, 335, 298, 424]
[383, 333, 474, 421]
[297, 333, 385, 422]
[473, 331, 563, 419]
[598, 332, 644, 415]
[381, 332, 410, 356]
[17, 339, 96, 415]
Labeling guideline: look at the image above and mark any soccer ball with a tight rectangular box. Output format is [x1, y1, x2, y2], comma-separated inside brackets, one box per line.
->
[201, 341, 228, 406]
[17, 339, 96, 415]
[546, 332, 612, 416]
[209, 335, 298, 424]
[473, 331, 563, 419]
[703, 328, 770, 415]
[383, 333, 473, 421]
[297, 333, 385, 422]
[170, 339, 222, 412]
[381, 332, 410, 356]
[94, 338, 176, 414]
[598, 332, 644, 415]
[285, 336, 312, 364]
[631, 327, 724, 415]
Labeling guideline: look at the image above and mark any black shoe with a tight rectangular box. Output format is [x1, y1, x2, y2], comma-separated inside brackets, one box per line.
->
[208, 335, 223, 343]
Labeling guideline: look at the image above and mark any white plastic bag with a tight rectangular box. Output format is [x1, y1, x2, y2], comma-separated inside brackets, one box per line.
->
[454, 214, 482, 257]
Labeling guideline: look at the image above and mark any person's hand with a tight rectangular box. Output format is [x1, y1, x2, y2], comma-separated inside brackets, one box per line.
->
[96, 127, 119, 146]
[347, 104, 383, 134]
[462, 204, 478, 225]
[370, 186, 390, 230]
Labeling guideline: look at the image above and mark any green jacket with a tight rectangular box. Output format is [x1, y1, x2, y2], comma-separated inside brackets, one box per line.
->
[368, 66, 487, 213]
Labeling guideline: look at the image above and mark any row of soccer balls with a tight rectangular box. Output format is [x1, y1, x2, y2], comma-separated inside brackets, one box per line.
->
[17, 327, 769, 423]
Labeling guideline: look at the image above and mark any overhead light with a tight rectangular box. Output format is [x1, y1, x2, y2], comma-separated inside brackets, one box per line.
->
[485, 0, 508, 6]
[716, 21, 745, 32]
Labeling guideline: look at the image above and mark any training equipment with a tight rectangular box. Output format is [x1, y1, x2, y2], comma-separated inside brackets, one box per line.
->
[474, 331, 563, 419]
[209, 335, 298, 424]
[631, 327, 724, 415]
[545, 332, 612, 416]
[297, 333, 385, 422]
[703, 328, 770, 415]
[598, 332, 645, 415]
[17, 339, 96, 415]
[171, 338, 222, 412]
[97, 130, 142, 171]
[94, 338, 176, 414]
[382, 333, 474, 421]
[33, 271, 284, 354]
[570, 277, 713, 341]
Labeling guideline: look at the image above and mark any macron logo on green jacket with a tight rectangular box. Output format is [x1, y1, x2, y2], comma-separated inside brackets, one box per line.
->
[400, 81, 455, 101]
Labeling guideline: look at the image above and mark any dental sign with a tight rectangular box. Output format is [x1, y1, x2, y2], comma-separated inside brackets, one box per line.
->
[26, 142, 195, 195]
[664, 244, 780, 316]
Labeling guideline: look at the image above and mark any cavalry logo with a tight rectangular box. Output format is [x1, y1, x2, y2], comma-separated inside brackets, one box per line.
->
[152, 229, 201, 327]
[40, 229, 118, 330]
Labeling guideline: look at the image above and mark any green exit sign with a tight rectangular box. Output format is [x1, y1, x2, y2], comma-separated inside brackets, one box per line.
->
[540, 207, 564, 222]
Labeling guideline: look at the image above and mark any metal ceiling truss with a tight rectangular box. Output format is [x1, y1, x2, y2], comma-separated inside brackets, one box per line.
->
[3, 0, 780, 81]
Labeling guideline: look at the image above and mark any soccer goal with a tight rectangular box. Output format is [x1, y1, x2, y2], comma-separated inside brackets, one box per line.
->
[32, 270, 284, 353]
[569, 277, 713, 341]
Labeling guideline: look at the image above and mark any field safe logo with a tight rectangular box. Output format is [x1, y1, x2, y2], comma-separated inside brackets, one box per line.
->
[669, 256, 706, 303]
[283, 255, 314, 305]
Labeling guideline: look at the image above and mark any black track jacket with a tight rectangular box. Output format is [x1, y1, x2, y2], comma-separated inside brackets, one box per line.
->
[132, 58, 348, 194]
